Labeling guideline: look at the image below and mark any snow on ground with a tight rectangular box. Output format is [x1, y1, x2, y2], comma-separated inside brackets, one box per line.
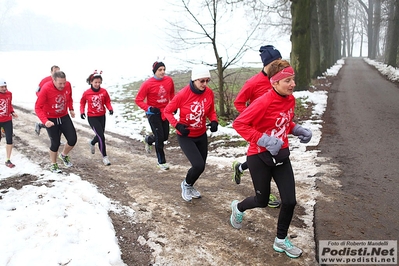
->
[1, 57, 397, 265]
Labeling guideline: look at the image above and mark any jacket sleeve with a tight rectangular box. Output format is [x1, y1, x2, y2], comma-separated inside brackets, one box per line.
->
[68, 83, 74, 111]
[207, 90, 218, 122]
[164, 94, 180, 127]
[135, 83, 149, 111]
[232, 98, 266, 144]
[169, 79, 175, 101]
[104, 90, 113, 111]
[35, 90, 49, 124]
[80, 91, 87, 114]
[234, 83, 251, 113]
[9, 92, 14, 114]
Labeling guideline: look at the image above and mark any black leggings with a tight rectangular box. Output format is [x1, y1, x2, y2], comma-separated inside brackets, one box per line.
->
[0, 120, 13, 144]
[88, 115, 107, 156]
[238, 151, 297, 239]
[147, 113, 169, 164]
[46, 115, 77, 152]
[177, 133, 208, 186]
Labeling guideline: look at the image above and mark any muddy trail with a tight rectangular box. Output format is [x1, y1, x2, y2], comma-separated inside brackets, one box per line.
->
[2, 104, 319, 266]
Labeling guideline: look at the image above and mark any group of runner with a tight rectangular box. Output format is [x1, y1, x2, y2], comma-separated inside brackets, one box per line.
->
[1, 44, 312, 259]
[136, 45, 312, 259]
[32, 66, 114, 173]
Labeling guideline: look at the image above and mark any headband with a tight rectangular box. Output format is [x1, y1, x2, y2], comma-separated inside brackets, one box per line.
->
[270, 66, 295, 84]
[91, 70, 102, 80]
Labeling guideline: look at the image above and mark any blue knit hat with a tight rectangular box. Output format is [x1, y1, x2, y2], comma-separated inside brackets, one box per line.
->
[259, 45, 281, 66]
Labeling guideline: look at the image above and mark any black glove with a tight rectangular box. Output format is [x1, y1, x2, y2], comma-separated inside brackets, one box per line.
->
[176, 123, 190, 137]
[81, 113, 86, 119]
[207, 121, 218, 132]
[148, 106, 160, 114]
[109, 110, 114, 115]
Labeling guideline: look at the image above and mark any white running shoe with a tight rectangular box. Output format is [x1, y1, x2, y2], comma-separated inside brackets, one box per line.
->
[190, 186, 201, 199]
[230, 200, 244, 229]
[157, 163, 169, 170]
[181, 180, 192, 202]
[143, 136, 152, 153]
[103, 156, 111, 166]
[273, 237, 303, 258]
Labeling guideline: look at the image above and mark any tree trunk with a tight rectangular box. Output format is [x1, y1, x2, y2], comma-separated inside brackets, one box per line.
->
[345, 0, 351, 57]
[372, 0, 381, 58]
[387, 0, 399, 66]
[368, 0, 374, 58]
[216, 57, 226, 117]
[331, 0, 340, 62]
[357, 0, 374, 58]
[340, 0, 346, 57]
[290, 0, 311, 90]
[310, 0, 321, 78]
[318, 0, 331, 70]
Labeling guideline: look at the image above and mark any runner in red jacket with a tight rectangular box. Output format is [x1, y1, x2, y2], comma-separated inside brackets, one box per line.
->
[35, 65, 60, 135]
[80, 71, 113, 166]
[164, 65, 218, 202]
[232, 46, 281, 189]
[135, 61, 175, 170]
[230, 60, 312, 259]
[0, 78, 18, 168]
[35, 71, 77, 173]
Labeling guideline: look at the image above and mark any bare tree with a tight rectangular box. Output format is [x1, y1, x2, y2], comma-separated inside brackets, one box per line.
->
[165, 0, 274, 118]
[357, 0, 381, 58]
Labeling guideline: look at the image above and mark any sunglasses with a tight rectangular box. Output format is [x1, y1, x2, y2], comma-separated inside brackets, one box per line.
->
[198, 78, 211, 84]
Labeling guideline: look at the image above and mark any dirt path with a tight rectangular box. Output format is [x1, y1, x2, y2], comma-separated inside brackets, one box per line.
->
[8, 106, 318, 265]
[315, 58, 399, 259]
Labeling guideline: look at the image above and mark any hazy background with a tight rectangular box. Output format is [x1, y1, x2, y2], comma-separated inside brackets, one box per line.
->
[1, 0, 165, 51]
[0, 0, 291, 102]
[1, 0, 291, 59]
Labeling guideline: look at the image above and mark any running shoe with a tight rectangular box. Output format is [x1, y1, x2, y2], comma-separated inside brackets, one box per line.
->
[157, 163, 170, 170]
[103, 156, 111, 166]
[190, 185, 201, 199]
[89, 140, 95, 154]
[59, 153, 73, 167]
[268, 194, 281, 208]
[232, 161, 243, 184]
[5, 160, 15, 168]
[180, 180, 192, 202]
[143, 136, 152, 153]
[273, 237, 303, 258]
[49, 163, 62, 173]
[230, 200, 244, 229]
[35, 122, 41, 135]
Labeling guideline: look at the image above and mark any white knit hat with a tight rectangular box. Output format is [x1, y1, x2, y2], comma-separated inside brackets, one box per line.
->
[0, 78, 7, 86]
[191, 65, 210, 81]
